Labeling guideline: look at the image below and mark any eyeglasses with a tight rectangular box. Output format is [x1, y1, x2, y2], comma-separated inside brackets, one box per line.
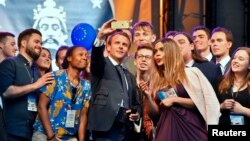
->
[136, 55, 152, 61]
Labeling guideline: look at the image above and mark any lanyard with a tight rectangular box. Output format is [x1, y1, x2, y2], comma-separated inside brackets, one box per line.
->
[231, 88, 238, 99]
[24, 63, 34, 83]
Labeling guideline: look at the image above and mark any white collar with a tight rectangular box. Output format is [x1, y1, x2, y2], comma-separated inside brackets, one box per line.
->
[186, 60, 195, 67]
[108, 56, 125, 68]
[205, 53, 213, 61]
[217, 55, 231, 67]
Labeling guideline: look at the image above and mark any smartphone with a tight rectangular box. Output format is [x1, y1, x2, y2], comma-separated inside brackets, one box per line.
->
[157, 87, 177, 100]
[131, 108, 137, 114]
[111, 20, 132, 30]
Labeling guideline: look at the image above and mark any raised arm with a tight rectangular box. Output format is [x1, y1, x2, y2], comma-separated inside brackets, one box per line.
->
[138, 81, 159, 114]
[3, 72, 54, 99]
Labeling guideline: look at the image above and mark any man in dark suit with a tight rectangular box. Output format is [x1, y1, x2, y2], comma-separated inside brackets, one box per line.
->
[192, 25, 214, 61]
[87, 20, 141, 141]
[174, 32, 222, 94]
[210, 27, 233, 74]
[192, 61, 222, 94]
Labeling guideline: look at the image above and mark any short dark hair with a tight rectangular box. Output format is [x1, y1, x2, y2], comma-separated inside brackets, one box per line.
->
[174, 32, 194, 44]
[132, 21, 154, 35]
[55, 45, 70, 62]
[165, 31, 177, 38]
[211, 26, 233, 43]
[135, 43, 154, 58]
[18, 28, 42, 48]
[191, 25, 211, 39]
[62, 46, 85, 69]
[105, 29, 133, 44]
[107, 31, 131, 47]
[0, 32, 15, 43]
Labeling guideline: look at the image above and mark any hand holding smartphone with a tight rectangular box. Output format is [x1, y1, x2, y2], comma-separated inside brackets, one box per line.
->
[157, 88, 177, 100]
[131, 108, 137, 114]
[111, 20, 132, 30]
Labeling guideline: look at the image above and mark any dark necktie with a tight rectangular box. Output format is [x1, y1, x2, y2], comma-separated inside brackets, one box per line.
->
[115, 65, 129, 108]
[216, 63, 222, 73]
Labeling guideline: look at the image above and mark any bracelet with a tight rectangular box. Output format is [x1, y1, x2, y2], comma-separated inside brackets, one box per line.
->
[47, 134, 55, 140]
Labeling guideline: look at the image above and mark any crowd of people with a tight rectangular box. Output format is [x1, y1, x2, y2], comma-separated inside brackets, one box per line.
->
[0, 19, 250, 141]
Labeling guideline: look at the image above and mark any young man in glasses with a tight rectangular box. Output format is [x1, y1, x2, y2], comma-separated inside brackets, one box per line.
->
[134, 44, 155, 141]
[124, 21, 156, 75]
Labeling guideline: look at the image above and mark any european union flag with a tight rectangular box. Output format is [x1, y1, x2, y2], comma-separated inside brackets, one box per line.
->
[0, 0, 113, 70]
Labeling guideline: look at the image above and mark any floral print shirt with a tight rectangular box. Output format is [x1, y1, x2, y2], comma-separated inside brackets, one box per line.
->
[33, 70, 91, 139]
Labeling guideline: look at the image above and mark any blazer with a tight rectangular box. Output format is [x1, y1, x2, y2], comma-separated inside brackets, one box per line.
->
[211, 56, 230, 74]
[192, 60, 222, 94]
[87, 46, 141, 132]
[183, 67, 221, 127]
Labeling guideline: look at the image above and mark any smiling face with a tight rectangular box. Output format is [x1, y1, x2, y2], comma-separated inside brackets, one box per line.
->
[192, 29, 210, 52]
[36, 48, 52, 71]
[68, 47, 88, 70]
[0, 36, 17, 57]
[231, 49, 250, 74]
[107, 33, 130, 64]
[24, 33, 42, 61]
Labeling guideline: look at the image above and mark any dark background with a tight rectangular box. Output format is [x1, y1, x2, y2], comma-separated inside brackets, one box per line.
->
[154, 0, 250, 54]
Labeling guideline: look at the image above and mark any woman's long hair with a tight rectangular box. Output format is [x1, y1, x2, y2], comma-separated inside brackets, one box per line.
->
[36, 47, 52, 77]
[151, 38, 188, 97]
[218, 47, 250, 94]
[42, 47, 52, 73]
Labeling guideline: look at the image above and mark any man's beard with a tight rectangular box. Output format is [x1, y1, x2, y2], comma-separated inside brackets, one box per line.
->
[26, 47, 40, 61]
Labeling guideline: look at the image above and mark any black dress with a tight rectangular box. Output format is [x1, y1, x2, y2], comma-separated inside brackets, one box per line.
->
[219, 88, 250, 125]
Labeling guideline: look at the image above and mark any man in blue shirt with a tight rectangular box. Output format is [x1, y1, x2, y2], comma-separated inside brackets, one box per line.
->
[0, 31, 17, 141]
[0, 28, 54, 141]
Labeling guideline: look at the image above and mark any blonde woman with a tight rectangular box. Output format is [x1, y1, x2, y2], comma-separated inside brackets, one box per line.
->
[139, 38, 220, 141]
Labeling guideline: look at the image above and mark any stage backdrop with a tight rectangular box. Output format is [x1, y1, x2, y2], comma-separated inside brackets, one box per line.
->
[0, 0, 153, 70]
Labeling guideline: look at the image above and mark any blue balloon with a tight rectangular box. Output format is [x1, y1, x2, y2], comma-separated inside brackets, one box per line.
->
[71, 23, 96, 50]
